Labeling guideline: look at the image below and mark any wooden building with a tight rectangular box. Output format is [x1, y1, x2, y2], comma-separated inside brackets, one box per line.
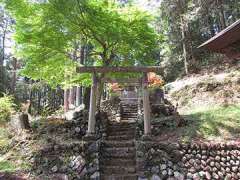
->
[199, 19, 240, 60]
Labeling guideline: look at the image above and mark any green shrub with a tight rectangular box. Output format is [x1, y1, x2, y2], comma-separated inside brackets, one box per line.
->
[0, 95, 16, 123]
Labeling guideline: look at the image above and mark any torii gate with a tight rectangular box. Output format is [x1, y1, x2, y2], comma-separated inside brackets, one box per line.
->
[76, 66, 163, 137]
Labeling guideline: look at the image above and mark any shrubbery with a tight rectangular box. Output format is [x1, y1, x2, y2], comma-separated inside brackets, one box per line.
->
[0, 95, 16, 123]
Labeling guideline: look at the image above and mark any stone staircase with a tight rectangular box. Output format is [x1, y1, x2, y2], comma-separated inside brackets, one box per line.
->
[100, 103, 138, 180]
[121, 103, 138, 123]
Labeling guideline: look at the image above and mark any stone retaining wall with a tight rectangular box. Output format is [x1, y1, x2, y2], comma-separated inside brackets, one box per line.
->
[32, 140, 100, 179]
[30, 107, 104, 179]
[101, 97, 122, 122]
[137, 141, 240, 180]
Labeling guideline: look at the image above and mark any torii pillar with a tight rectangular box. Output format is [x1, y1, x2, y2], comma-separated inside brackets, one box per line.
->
[142, 73, 151, 135]
[87, 73, 98, 136]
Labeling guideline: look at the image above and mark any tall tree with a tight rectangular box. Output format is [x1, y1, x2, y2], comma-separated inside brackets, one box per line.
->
[4, 0, 158, 108]
[0, 5, 12, 94]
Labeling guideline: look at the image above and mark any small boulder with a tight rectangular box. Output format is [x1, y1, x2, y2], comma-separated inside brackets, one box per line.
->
[51, 165, 58, 173]
[151, 174, 161, 180]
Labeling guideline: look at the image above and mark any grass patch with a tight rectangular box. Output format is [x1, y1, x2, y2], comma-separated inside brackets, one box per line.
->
[181, 104, 240, 141]
[0, 160, 17, 172]
[0, 125, 10, 153]
[0, 124, 31, 173]
[0, 125, 17, 173]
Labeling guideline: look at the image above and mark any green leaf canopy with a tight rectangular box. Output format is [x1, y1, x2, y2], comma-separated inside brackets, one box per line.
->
[3, 0, 159, 87]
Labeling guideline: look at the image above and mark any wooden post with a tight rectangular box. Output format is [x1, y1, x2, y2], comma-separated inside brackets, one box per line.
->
[69, 88, 74, 107]
[64, 89, 69, 112]
[87, 73, 98, 135]
[142, 73, 151, 135]
[76, 86, 81, 107]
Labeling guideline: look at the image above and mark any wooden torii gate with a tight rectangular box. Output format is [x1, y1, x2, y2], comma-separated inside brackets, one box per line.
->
[76, 66, 163, 137]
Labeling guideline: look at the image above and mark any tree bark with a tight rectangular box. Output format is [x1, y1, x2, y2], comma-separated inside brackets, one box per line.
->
[83, 87, 91, 110]
[76, 44, 85, 106]
[11, 58, 17, 94]
[96, 80, 104, 110]
[206, 8, 215, 37]
[37, 90, 41, 114]
[180, 16, 188, 75]
[0, 31, 6, 93]
[68, 88, 75, 107]
[19, 113, 31, 130]
[217, 0, 226, 30]
[64, 89, 69, 112]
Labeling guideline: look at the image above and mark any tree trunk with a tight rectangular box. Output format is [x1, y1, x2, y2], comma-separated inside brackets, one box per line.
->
[96, 80, 104, 111]
[19, 113, 31, 130]
[69, 88, 74, 107]
[29, 87, 33, 114]
[180, 16, 188, 75]
[217, 0, 226, 29]
[37, 91, 41, 114]
[64, 89, 69, 112]
[76, 86, 81, 106]
[77, 45, 85, 106]
[83, 87, 91, 110]
[0, 33, 5, 93]
[11, 58, 17, 94]
[207, 10, 215, 37]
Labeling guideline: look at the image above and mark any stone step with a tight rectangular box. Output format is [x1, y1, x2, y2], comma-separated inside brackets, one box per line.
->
[109, 122, 135, 125]
[121, 104, 138, 106]
[108, 126, 136, 131]
[108, 122, 136, 125]
[122, 108, 138, 109]
[108, 131, 135, 136]
[102, 150, 135, 159]
[122, 109, 138, 111]
[101, 174, 138, 180]
[120, 118, 137, 121]
[101, 165, 136, 175]
[107, 135, 134, 141]
[122, 114, 138, 116]
[101, 158, 136, 166]
[122, 112, 138, 114]
[119, 120, 136, 124]
[108, 124, 136, 129]
[121, 102, 138, 104]
[121, 117, 137, 119]
[121, 116, 138, 118]
[102, 140, 135, 148]
[104, 147, 136, 154]
[122, 114, 137, 116]
[122, 106, 138, 108]
[121, 112, 138, 117]
[108, 128, 134, 132]
[122, 107, 138, 109]
[122, 112, 137, 114]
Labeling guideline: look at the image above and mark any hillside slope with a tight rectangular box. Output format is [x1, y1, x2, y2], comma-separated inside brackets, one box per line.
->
[166, 69, 240, 111]
[161, 67, 240, 142]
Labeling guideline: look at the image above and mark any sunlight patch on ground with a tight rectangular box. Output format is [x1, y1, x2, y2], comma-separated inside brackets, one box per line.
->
[166, 72, 232, 94]
[181, 105, 240, 141]
[0, 160, 16, 172]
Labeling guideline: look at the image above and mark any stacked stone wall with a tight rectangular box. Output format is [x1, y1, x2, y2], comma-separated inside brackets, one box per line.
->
[29, 107, 104, 179]
[137, 141, 240, 180]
